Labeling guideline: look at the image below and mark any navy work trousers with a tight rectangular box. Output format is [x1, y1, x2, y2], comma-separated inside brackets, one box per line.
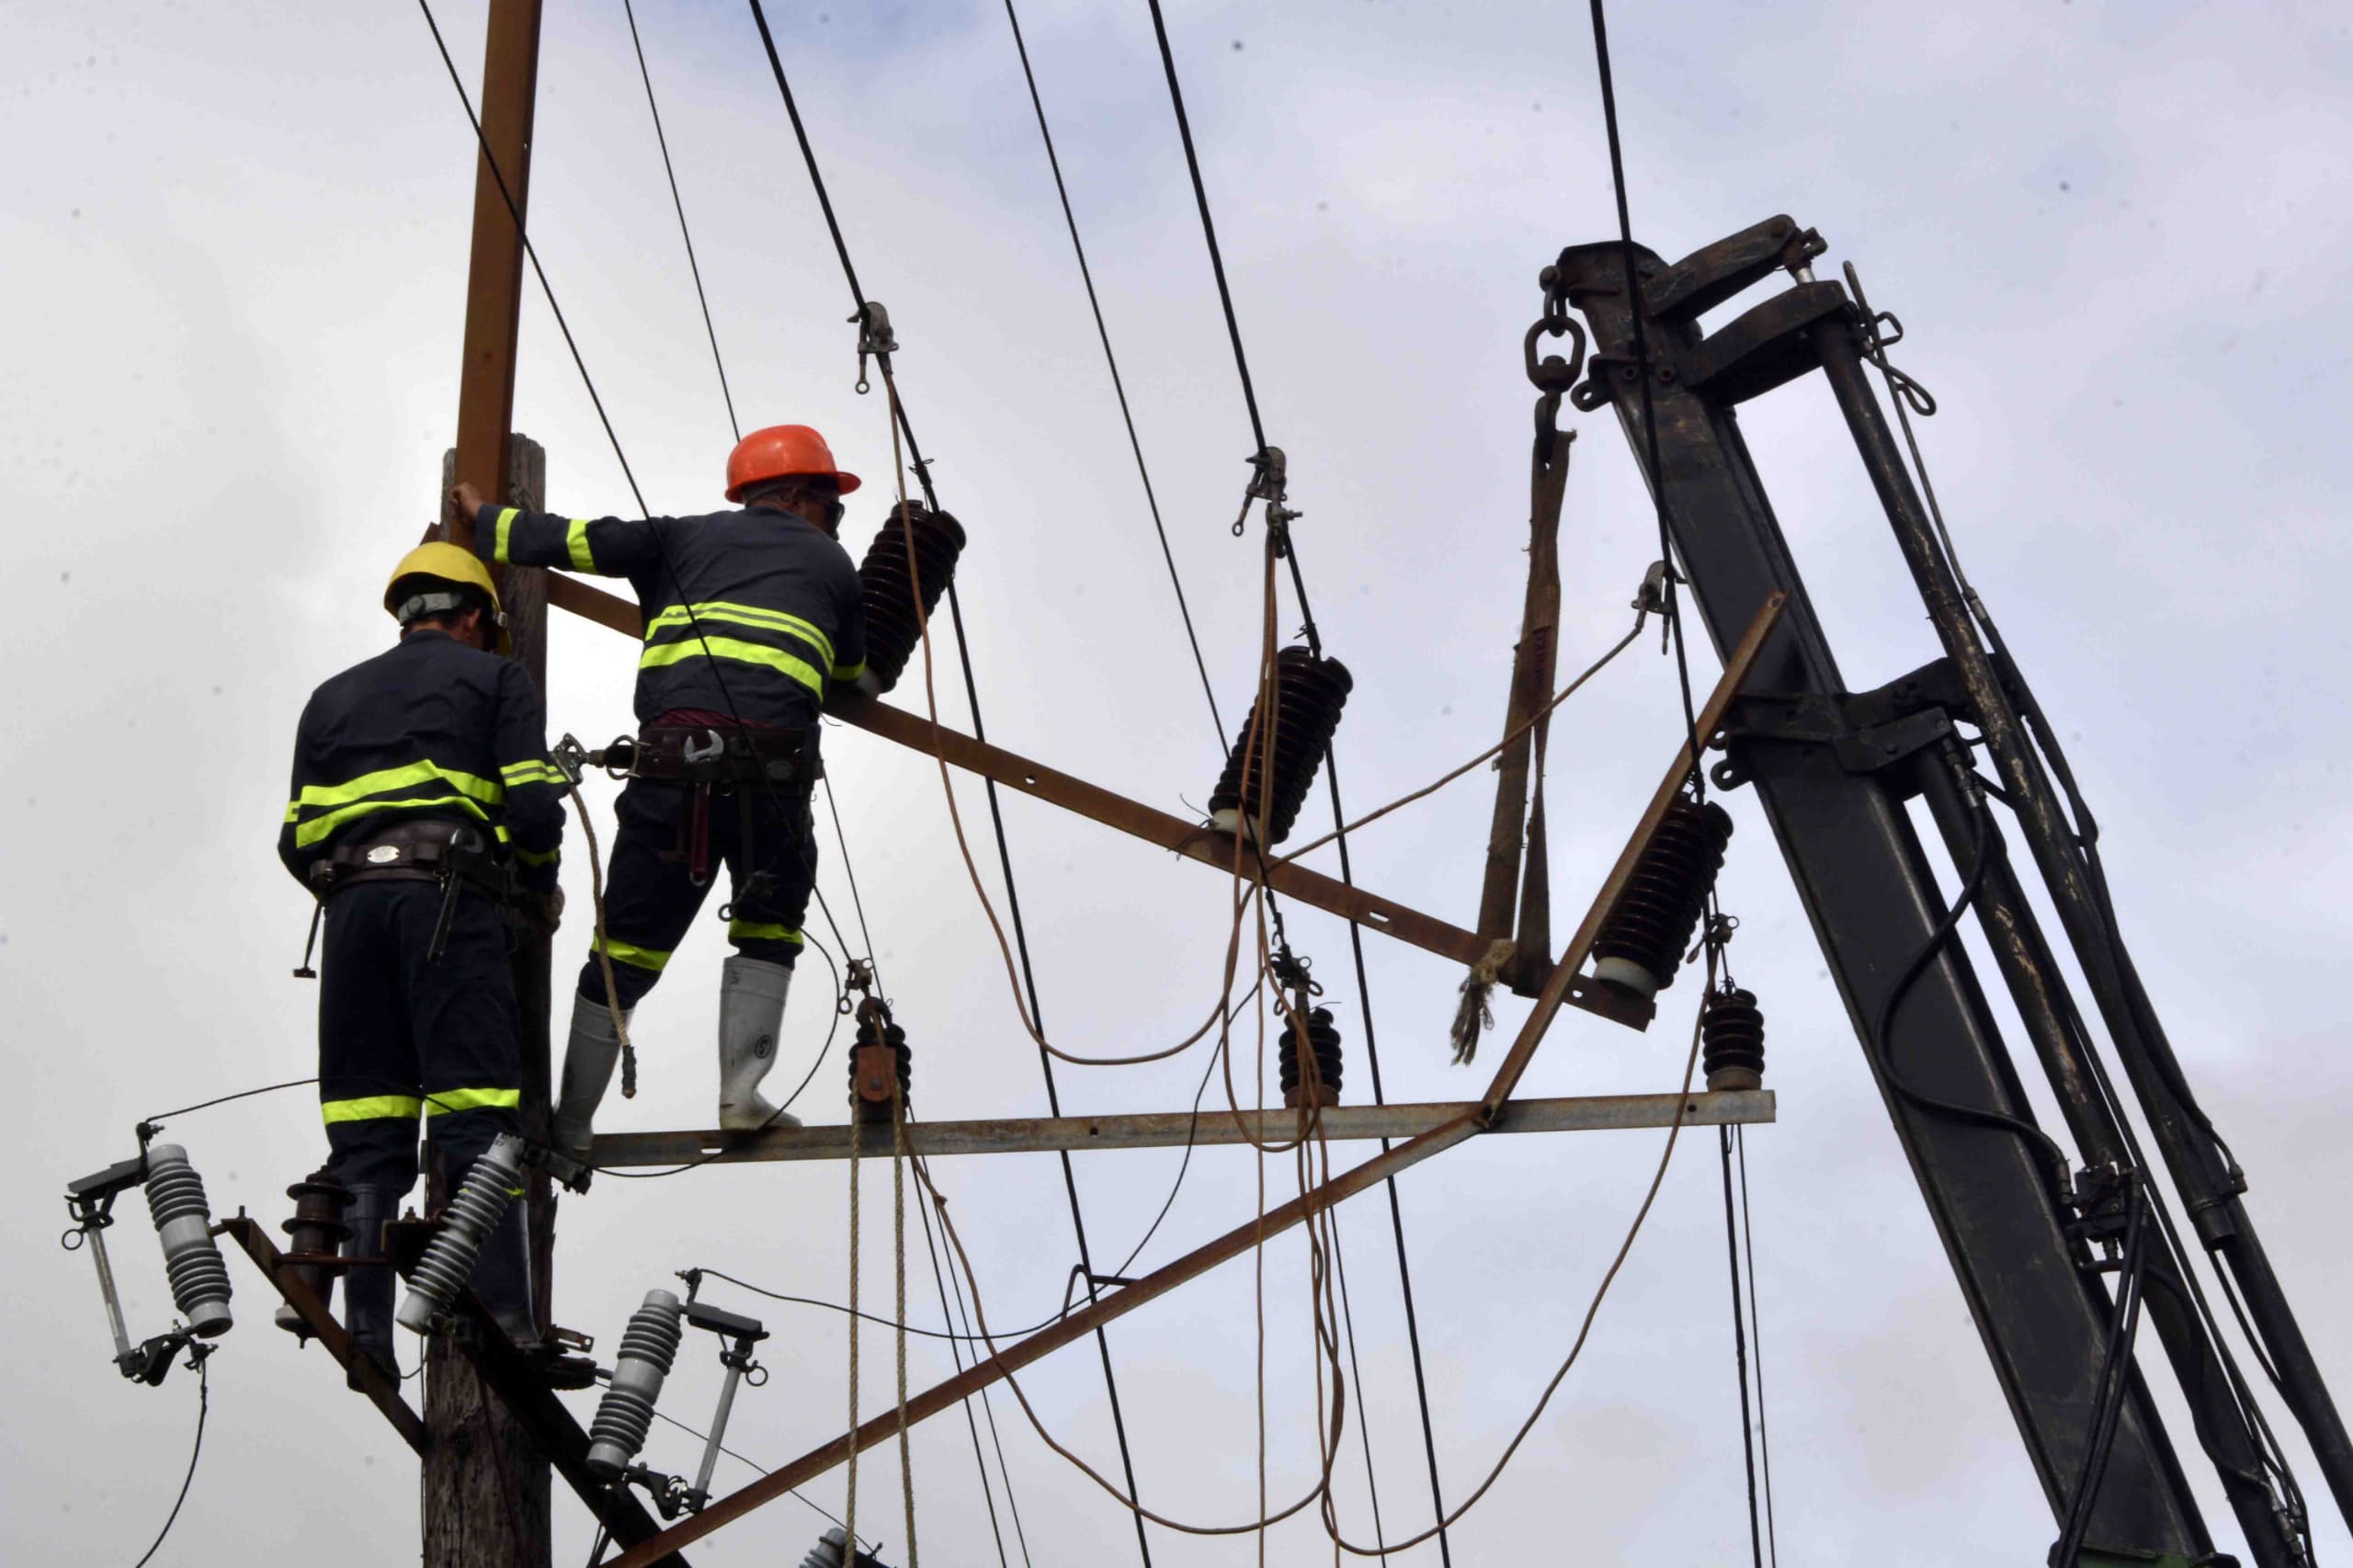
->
[316, 880, 522, 1199]
[579, 776, 817, 1009]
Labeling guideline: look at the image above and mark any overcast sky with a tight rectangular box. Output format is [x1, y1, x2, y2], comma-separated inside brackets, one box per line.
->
[6, 1, 2351, 1564]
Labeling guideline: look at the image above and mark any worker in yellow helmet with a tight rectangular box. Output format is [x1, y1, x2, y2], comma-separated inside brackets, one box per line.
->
[450, 424, 868, 1164]
[275, 543, 563, 1378]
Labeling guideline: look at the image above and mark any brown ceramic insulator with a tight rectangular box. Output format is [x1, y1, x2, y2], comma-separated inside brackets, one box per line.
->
[1592, 797, 1733, 996]
[1700, 986, 1766, 1091]
[279, 1166, 352, 1278]
[1279, 1005, 1345, 1109]
[1209, 646, 1354, 847]
[856, 502, 968, 693]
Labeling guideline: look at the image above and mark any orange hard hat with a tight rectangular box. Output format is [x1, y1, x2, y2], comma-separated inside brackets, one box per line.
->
[724, 425, 861, 503]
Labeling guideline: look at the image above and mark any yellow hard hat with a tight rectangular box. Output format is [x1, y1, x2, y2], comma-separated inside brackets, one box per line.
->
[385, 541, 511, 655]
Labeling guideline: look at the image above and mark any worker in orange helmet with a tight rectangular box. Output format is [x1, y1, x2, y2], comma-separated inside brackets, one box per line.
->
[451, 425, 869, 1167]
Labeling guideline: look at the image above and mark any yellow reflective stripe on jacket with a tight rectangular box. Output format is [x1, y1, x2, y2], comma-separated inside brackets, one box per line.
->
[322, 1094, 425, 1124]
[638, 635, 825, 699]
[595, 934, 673, 971]
[500, 759, 563, 788]
[831, 659, 865, 683]
[284, 800, 301, 823]
[643, 602, 835, 670]
[292, 793, 499, 848]
[514, 844, 559, 868]
[492, 506, 518, 562]
[726, 919, 803, 946]
[424, 1086, 522, 1117]
[299, 760, 504, 811]
[565, 518, 596, 573]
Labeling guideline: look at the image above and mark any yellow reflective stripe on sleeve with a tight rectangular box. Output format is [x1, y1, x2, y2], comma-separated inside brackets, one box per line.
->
[643, 602, 835, 670]
[638, 635, 825, 699]
[831, 660, 865, 682]
[595, 934, 673, 971]
[292, 793, 495, 848]
[515, 845, 559, 868]
[500, 760, 563, 788]
[423, 1086, 522, 1117]
[726, 919, 803, 945]
[299, 760, 504, 811]
[565, 517, 597, 573]
[284, 801, 301, 823]
[493, 506, 518, 562]
[322, 1094, 425, 1124]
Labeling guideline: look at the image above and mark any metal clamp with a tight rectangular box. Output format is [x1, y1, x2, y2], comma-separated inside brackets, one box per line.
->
[851, 301, 898, 394]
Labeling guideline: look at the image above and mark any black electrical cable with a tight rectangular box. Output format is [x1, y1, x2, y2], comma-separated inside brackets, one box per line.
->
[1000, 0, 1224, 749]
[1325, 1202, 1391, 1561]
[1865, 800, 2073, 1185]
[909, 1157, 1027, 1568]
[1142, 0, 1266, 453]
[1733, 1127, 1780, 1568]
[2054, 1181, 2152, 1566]
[130, 1352, 209, 1568]
[620, 0, 739, 443]
[740, 9, 1157, 1552]
[1717, 1126, 1765, 1568]
[1584, 0, 1707, 801]
[142, 1077, 318, 1127]
[1134, 9, 1449, 1551]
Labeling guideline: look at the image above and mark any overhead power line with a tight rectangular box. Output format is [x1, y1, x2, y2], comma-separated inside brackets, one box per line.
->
[1137, 3, 1451, 1556]
[743, 6, 1158, 1558]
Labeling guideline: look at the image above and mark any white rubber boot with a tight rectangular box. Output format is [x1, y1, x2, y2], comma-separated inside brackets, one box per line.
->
[719, 956, 801, 1131]
[554, 992, 628, 1162]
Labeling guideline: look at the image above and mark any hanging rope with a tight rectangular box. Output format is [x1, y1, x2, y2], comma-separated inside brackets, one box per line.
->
[892, 1080, 920, 1567]
[844, 1108, 863, 1564]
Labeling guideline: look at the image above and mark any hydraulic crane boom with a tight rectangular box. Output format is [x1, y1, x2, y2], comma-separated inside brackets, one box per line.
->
[1554, 216, 2342, 1567]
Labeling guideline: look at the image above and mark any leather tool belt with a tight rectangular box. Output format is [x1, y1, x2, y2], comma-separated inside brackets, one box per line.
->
[309, 820, 514, 905]
[618, 724, 816, 789]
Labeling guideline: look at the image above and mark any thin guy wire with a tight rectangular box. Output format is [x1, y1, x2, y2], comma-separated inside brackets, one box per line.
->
[743, 11, 1155, 1554]
[1002, 0, 1225, 748]
[621, 0, 739, 442]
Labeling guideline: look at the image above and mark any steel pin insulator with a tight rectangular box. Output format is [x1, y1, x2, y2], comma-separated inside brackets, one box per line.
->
[1210, 646, 1353, 847]
[395, 1134, 524, 1335]
[586, 1290, 685, 1482]
[1701, 987, 1766, 1091]
[143, 1143, 233, 1337]
[1592, 797, 1733, 999]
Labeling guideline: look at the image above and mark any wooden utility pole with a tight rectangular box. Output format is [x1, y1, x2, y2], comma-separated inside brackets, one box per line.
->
[429, 3, 551, 1565]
